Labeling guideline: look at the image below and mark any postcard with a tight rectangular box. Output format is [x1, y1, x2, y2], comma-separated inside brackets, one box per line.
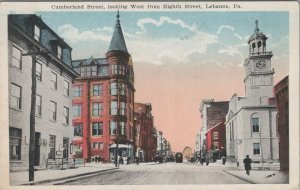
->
[0, 1, 299, 190]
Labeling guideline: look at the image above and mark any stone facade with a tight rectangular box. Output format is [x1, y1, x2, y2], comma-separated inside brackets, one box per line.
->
[225, 21, 279, 167]
[8, 15, 78, 169]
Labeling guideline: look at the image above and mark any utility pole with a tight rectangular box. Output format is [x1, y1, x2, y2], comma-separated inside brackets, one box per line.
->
[23, 46, 47, 182]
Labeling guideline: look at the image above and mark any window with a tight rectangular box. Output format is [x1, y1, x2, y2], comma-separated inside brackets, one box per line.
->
[74, 123, 83, 136]
[73, 104, 82, 117]
[64, 80, 69, 96]
[64, 107, 69, 124]
[213, 132, 218, 140]
[92, 142, 103, 150]
[49, 135, 56, 159]
[98, 65, 108, 76]
[63, 137, 69, 159]
[253, 143, 261, 155]
[36, 62, 42, 81]
[112, 64, 126, 75]
[110, 82, 125, 96]
[80, 67, 85, 77]
[10, 83, 22, 109]
[11, 46, 22, 69]
[252, 117, 259, 133]
[120, 122, 125, 135]
[57, 45, 62, 60]
[91, 66, 97, 76]
[34, 25, 40, 41]
[92, 102, 103, 116]
[92, 122, 103, 136]
[50, 101, 57, 121]
[74, 85, 82, 97]
[120, 102, 126, 115]
[51, 72, 57, 90]
[93, 84, 102, 96]
[110, 121, 117, 135]
[110, 101, 117, 115]
[36, 95, 42, 116]
[213, 142, 219, 150]
[86, 66, 91, 77]
[9, 128, 22, 160]
[110, 82, 117, 95]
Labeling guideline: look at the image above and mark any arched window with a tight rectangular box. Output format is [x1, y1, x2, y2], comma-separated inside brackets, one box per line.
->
[252, 43, 256, 52]
[251, 113, 260, 133]
[257, 41, 262, 52]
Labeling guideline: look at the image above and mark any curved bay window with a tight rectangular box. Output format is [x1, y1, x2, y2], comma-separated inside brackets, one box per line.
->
[109, 121, 125, 136]
[111, 64, 126, 75]
[110, 82, 126, 96]
[110, 101, 126, 116]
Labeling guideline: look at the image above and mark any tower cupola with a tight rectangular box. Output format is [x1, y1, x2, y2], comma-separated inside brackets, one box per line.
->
[248, 20, 268, 55]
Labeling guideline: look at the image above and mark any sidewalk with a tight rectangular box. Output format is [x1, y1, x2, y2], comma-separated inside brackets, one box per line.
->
[10, 162, 119, 185]
[195, 161, 288, 184]
[224, 170, 289, 184]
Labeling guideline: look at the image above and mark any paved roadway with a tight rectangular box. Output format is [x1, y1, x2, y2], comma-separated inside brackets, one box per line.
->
[63, 162, 250, 185]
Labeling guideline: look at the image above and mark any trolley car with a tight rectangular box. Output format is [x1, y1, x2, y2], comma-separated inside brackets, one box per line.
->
[175, 152, 183, 163]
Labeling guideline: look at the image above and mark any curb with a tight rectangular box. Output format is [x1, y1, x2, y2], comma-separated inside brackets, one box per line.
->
[21, 168, 119, 185]
[223, 170, 256, 184]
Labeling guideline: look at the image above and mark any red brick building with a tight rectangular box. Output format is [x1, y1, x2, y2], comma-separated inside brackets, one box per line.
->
[205, 120, 226, 161]
[199, 100, 228, 158]
[71, 13, 135, 163]
[134, 103, 157, 162]
[274, 76, 289, 170]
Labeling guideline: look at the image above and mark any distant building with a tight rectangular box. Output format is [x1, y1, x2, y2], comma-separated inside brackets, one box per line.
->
[134, 103, 157, 162]
[182, 146, 193, 161]
[194, 132, 201, 159]
[71, 12, 135, 163]
[274, 76, 289, 170]
[225, 21, 279, 167]
[199, 99, 229, 158]
[8, 15, 78, 169]
[205, 120, 226, 162]
[156, 131, 166, 157]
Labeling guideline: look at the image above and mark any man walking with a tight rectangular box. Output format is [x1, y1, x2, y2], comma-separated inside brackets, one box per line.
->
[243, 155, 252, 175]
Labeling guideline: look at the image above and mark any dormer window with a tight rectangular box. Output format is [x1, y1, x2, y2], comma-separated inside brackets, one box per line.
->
[57, 45, 63, 60]
[34, 25, 40, 42]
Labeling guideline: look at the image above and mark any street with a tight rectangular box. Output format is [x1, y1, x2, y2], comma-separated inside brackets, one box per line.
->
[63, 162, 250, 185]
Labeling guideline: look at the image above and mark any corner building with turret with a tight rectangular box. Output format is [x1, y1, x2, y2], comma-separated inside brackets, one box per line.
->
[72, 13, 135, 163]
[225, 21, 279, 169]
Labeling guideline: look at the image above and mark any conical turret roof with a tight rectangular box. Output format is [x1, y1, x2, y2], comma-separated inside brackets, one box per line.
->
[108, 11, 128, 54]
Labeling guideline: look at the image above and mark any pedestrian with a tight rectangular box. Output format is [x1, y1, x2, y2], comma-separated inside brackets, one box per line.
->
[205, 156, 209, 166]
[222, 156, 226, 165]
[243, 155, 252, 175]
[135, 156, 139, 165]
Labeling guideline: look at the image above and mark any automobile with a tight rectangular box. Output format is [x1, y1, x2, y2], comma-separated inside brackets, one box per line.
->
[175, 152, 183, 163]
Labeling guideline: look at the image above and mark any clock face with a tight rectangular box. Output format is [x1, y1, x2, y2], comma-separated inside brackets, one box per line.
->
[255, 59, 266, 69]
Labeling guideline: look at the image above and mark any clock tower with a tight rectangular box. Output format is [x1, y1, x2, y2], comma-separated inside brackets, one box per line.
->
[244, 20, 274, 100]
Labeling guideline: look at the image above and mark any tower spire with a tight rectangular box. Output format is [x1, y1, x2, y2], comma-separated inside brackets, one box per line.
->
[107, 11, 128, 54]
[254, 20, 259, 33]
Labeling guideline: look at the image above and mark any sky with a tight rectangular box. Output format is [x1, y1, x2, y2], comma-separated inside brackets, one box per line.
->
[37, 11, 289, 152]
